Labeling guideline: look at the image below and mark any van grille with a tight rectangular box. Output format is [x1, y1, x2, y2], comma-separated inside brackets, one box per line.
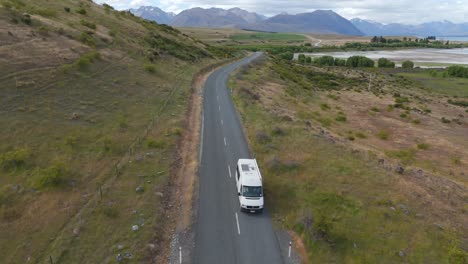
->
[247, 206, 260, 209]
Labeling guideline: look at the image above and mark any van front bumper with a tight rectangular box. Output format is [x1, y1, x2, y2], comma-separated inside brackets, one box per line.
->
[241, 204, 263, 212]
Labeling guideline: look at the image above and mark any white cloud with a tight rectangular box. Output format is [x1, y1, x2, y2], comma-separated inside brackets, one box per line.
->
[93, 0, 468, 24]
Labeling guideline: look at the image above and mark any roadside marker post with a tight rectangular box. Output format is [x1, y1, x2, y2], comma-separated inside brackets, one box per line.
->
[288, 241, 292, 258]
[179, 246, 182, 264]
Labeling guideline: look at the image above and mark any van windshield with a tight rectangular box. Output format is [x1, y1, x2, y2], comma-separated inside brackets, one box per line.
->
[242, 186, 262, 197]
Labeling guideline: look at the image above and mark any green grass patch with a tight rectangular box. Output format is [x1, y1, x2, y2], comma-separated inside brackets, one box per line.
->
[80, 19, 96, 30]
[398, 72, 468, 97]
[230, 32, 306, 42]
[385, 149, 416, 165]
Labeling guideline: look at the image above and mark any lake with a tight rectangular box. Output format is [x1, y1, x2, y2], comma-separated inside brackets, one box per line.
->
[294, 48, 468, 66]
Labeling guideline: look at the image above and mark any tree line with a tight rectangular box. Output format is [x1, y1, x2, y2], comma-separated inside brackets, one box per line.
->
[296, 54, 415, 69]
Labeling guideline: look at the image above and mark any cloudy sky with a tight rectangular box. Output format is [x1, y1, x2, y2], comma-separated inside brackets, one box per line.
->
[94, 0, 468, 24]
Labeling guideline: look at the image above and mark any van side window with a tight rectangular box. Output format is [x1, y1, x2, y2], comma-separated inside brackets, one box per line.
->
[236, 166, 240, 180]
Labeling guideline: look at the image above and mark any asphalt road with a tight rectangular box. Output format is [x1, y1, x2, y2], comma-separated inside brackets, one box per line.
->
[193, 52, 284, 264]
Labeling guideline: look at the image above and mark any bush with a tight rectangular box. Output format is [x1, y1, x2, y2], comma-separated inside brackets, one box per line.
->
[320, 103, 330, 111]
[441, 117, 451, 123]
[64, 7, 71, 12]
[21, 14, 32, 25]
[79, 31, 95, 46]
[448, 99, 468, 107]
[355, 132, 367, 139]
[0, 148, 31, 170]
[346, 56, 374, 68]
[144, 63, 156, 73]
[376, 130, 389, 140]
[335, 115, 347, 122]
[75, 51, 100, 70]
[334, 58, 346, 66]
[298, 54, 306, 64]
[32, 164, 67, 189]
[77, 8, 87, 15]
[417, 143, 430, 150]
[80, 20, 96, 30]
[446, 65, 468, 78]
[314, 56, 335, 66]
[402, 60, 414, 69]
[377, 58, 395, 68]
[102, 206, 119, 218]
[146, 139, 166, 149]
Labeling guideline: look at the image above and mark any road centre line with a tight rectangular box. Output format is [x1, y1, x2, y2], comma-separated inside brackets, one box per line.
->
[228, 165, 231, 178]
[235, 212, 240, 235]
[224, 137, 227, 146]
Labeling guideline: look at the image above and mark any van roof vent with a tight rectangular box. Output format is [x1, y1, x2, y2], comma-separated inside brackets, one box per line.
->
[241, 164, 250, 172]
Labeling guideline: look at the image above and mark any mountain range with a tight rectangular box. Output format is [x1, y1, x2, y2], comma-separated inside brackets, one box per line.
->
[129, 6, 175, 24]
[129, 6, 468, 37]
[351, 18, 468, 36]
[130, 6, 363, 35]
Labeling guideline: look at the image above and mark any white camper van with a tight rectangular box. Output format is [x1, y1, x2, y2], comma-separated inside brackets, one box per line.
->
[235, 159, 264, 213]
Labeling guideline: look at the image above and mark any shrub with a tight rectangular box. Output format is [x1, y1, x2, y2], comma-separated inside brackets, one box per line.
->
[335, 115, 347, 122]
[451, 157, 461, 165]
[80, 20, 96, 30]
[298, 54, 306, 64]
[320, 103, 330, 111]
[64, 7, 71, 12]
[370, 107, 380, 112]
[346, 56, 375, 68]
[377, 58, 395, 68]
[21, 14, 32, 25]
[32, 164, 67, 189]
[417, 143, 430, 150]
[314, 56, 335, 66]
[334, 58, 346, 66]
[402, 60, 414, 69]
[0, 148, 31, 170]
[75, 51, 100, 70]
[355, 132, 367, 139]
[144, 63, 156, 73]
[448, 99, 468, 107]
[441, 117, 451, 123]
[146, 139, 166, 149]
[446, 65, 468, 78]
[79, 31, 95, 46]
[109, 29, 117, 37]
[272, 127, 286, 136]
[102, 207, 119, 218]
[77, 8, 87, 15]
[376, 130, 390, 140]
[412, 119, 421, 124]
[256, 131, 271, 144]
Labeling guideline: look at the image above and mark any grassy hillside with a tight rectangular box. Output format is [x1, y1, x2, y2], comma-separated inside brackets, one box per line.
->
[229, 56, 467, 263]
[0, 0, 225, 263]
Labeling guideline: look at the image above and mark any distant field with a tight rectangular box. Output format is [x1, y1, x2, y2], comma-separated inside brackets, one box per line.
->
[179, 27, 309, 46]
[229, 32, 306, 42]
[399, 72, 468, 97]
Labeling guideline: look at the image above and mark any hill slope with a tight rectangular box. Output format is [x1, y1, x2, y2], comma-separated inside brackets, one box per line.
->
[242, 10, 363, 35]
[0, 0, 220, 263]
